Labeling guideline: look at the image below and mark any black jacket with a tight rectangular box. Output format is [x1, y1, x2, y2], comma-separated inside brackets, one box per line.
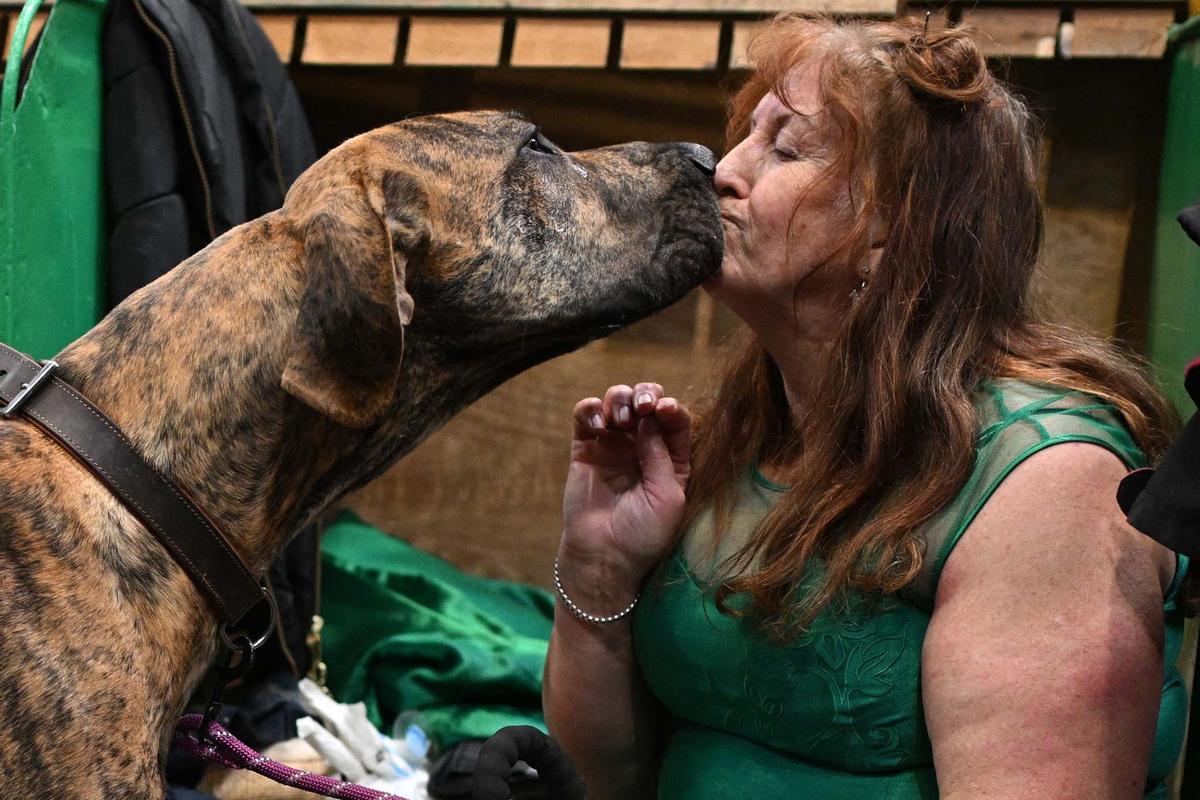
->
[104, 0, 316, 305]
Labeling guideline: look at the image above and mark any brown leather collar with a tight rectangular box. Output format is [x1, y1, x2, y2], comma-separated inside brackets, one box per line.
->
[0, 343, 273, 640]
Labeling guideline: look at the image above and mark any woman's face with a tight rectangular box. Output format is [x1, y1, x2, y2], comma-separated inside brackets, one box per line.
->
[708, 61, 859, 329]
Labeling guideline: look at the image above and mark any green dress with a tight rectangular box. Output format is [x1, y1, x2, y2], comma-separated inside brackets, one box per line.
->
[632, 380, 1190, 799]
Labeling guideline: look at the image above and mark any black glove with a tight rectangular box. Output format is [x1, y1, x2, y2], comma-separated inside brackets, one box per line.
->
[472, 726, 587, 800]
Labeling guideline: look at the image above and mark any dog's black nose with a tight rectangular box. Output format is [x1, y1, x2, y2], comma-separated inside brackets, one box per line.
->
[681, 143, 716, 177]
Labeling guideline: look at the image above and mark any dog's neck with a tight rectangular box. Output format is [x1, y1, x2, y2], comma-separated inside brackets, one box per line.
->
[54, 219, 470, 593]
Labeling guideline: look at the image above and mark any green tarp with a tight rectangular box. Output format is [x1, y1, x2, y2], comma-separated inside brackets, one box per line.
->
[320, 512, 554, 750]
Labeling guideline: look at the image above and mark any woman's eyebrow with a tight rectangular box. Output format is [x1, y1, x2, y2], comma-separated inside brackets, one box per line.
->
[777, 110, 824, 141]
[753, 108, 789, 136]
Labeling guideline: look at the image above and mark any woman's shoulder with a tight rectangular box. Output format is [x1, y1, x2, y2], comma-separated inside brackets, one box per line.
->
[906, 378, 1149, 601]
[963, 379, 1146, 510]
[975, 378, 1143, 468]
[936, 437, 1177, 600]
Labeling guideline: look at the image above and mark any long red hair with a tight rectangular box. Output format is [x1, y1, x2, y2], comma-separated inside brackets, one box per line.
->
[683, 14, 1182, 635]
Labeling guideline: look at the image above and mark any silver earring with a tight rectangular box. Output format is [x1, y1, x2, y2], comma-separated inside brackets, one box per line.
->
[850, 268, 869, 301]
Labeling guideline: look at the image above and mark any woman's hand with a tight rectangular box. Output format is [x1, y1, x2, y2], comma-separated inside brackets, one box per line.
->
[559, 382, 691, 595]
[546, 383, 685, 799]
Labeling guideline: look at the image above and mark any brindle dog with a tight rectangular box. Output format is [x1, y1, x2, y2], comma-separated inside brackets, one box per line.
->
[0, 111, 720, 798]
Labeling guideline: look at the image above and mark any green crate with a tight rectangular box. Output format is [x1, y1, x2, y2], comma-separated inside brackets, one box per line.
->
[0, 0, 107, 360]
[1151, 18, 1200, 800]
[1149, 17, 1200, 418]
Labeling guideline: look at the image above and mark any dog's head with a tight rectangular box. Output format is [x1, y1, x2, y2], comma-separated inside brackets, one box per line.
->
[280, 111, 721, 428]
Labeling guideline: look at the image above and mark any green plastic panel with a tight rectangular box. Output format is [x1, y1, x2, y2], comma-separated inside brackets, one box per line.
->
[0, 0, 107, 360]
[1148, 17, 1200, 417]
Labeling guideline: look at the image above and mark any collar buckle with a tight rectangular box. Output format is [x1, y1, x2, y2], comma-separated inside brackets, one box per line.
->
[1, 359, 58, 418]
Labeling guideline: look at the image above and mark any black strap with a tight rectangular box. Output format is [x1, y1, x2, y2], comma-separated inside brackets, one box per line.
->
[0, 343, 267, 629]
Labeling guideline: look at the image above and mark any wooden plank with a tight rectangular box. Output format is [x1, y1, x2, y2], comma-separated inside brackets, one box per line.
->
[254, 13, 297, 63]
[302, 14, 399, 65]
[621, 19, 721, 70]
[238, 0, 898, 16]
[510, 17, 610, 68]
[1039, 204, 1133, 332]
[405, 16, 504, 66]
[346, 331, 717, 589]
[960, 7, 1060, 58]
[730, 20, 760, 70]
[3, 10, 47, 59]
[1066, 8, 1173, 59]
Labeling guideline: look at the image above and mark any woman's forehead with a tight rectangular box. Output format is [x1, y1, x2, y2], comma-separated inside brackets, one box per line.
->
[751, 62, 826, 129]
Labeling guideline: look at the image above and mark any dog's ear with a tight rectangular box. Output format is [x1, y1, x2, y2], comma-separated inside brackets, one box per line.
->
[281, 175, 423, 428]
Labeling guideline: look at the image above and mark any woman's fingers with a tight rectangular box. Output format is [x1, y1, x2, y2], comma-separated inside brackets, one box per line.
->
[602, 385, 636, 429]
[653, 397, 692, 468]
[576, 384, 685, 446]
[632, 382, 665, 416]
[572, 397, 606, 439]
[601, 382, 667, 430]
[634, 415, 690, 502]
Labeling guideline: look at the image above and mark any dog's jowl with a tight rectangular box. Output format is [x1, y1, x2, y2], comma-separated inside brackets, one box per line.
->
[0, 111, 720, 799]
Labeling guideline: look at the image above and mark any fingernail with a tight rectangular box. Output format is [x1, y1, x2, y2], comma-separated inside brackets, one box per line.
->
[636, 392, 653, 408]
[661, 398, 677, 411]
[617, 406, 631, 424]
[591, 414, 605, 431]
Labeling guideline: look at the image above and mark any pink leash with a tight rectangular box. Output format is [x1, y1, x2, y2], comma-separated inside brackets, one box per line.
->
[174, 714, 413, 800]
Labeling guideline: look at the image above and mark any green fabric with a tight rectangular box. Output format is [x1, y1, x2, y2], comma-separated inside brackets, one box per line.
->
[0, 0, 106, 359]
[320, 511, 554, 749]
[928, 380, 1144, 583]
[633, 381, 1189, 799]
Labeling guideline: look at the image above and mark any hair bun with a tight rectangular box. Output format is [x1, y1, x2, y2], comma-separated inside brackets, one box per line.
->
[893, 26, 991, 106]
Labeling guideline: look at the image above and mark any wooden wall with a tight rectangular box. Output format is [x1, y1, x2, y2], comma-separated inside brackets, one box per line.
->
[285, 58, 1170, 588]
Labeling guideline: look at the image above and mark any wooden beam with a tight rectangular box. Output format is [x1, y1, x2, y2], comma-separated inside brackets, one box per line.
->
[621, 19, 721, 70]
[729, 20, 760, 69]
[254, 13, 297, 63]
[238, 0, 898, 15]
[960, 7, 1060, 58]
[405, 16, 505, 66]
[1064, 8, 1173, 59]
[301, 14, 399, 65]
[510, 17, 610, 68]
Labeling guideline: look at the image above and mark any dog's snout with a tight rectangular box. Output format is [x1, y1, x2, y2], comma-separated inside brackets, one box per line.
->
[680, 143, 716, 177]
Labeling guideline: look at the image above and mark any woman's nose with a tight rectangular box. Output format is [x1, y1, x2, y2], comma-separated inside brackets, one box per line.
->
[714, 141, 751, 199]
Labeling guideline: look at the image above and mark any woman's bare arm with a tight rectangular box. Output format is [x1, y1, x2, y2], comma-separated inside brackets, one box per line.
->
[544, 566, 662, 800]
[924, 443, 1176, 799]
[544, 381, 692, 799]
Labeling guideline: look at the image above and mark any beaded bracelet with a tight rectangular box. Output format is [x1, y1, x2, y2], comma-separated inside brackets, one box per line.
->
[553, 557, 640, 625]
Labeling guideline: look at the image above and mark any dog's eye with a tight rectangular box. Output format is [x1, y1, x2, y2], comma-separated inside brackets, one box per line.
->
[524, 131, 557, 155]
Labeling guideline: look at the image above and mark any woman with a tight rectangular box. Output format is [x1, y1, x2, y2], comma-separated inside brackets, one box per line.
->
[543, 13, 1191, 800]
